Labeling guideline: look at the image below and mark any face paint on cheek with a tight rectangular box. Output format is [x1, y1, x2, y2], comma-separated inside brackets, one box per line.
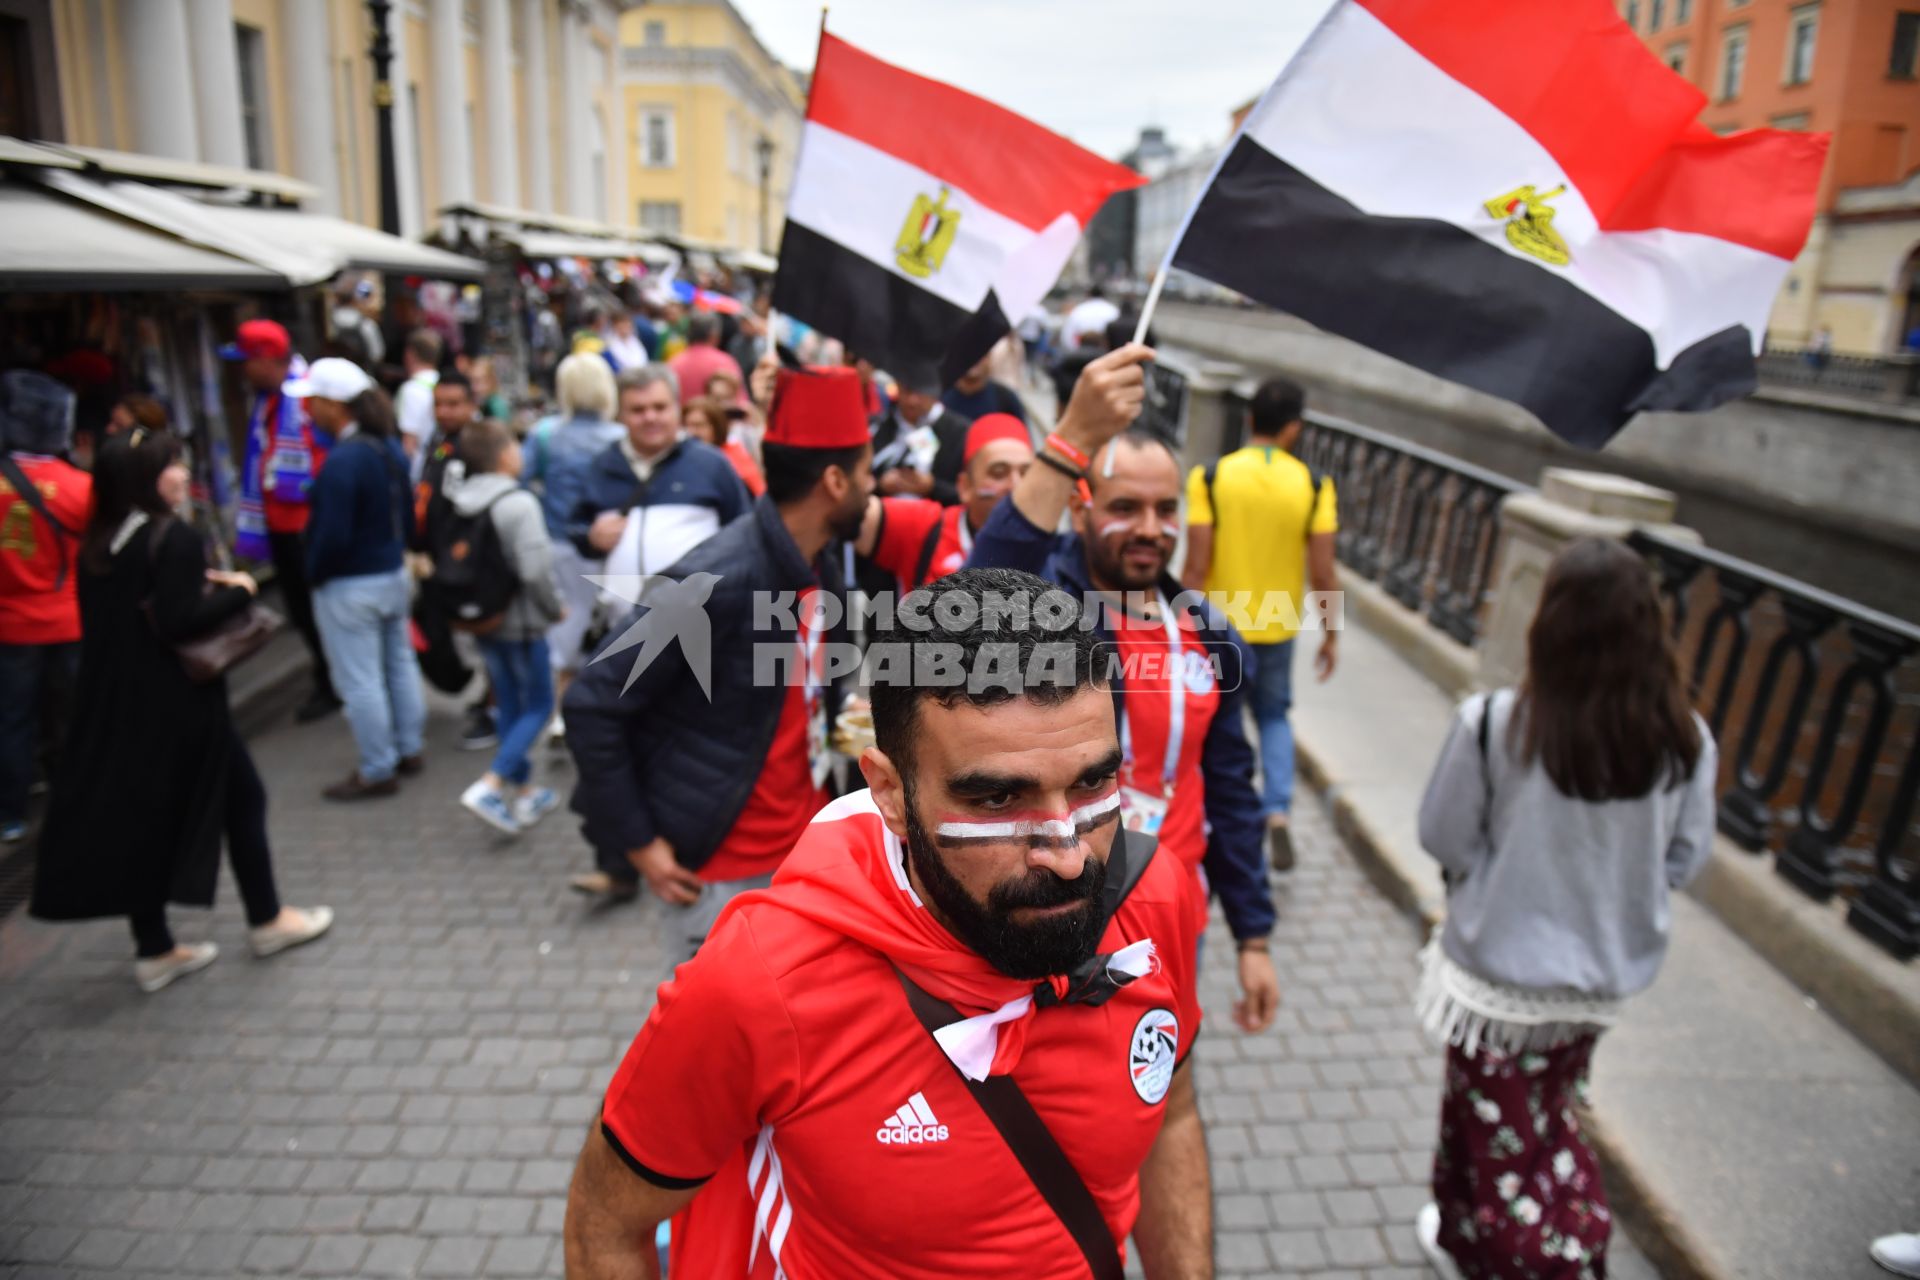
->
[1098, 520, 1135, 541]
[1158, 522, 1181, 540]
[932, 789, 1122, 846]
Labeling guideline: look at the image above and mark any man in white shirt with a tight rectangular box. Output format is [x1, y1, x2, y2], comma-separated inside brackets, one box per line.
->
[393, 328, 443, 477]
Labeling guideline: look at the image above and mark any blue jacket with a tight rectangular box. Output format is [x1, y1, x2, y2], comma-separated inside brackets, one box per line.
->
[305, 431, 414, 587]
[966, 498, 1276, 941]
[563, 496, 850, 875]
[525, 412, 626, 542]
[565, 436, 752, 570]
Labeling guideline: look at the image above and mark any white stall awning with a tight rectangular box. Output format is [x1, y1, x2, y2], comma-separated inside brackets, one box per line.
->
[0, 181, 283, 292]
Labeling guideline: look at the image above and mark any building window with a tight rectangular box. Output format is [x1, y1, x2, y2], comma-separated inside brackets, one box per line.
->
[1666, 41, 1688, 72]
[640, 201, 681, 234]
[1718, 24, 1749, 100]
[644, 20, 665, 47]
[640, 106, 675, 169]
[1650, 0, 1666, 31]
[1770, 111, 1812, 129]
[338, 58, 364, 220]
[1676, 0, 1693, 21]
[727, 113, 742, 178]
[1728, 0, 1747, 8]
[1784, 5, 1819, 85]
[1892, 12, 1920, 78]
[235, 23, 273, 169]
[1625, 0, 1640, 30]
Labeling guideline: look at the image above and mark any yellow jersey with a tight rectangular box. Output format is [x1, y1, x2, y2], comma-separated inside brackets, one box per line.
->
[1185, 446, 1338, 644]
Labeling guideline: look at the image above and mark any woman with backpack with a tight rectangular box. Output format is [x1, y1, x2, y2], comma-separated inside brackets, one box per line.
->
[1412, 537, 1718, 1279]
[31, 428, 332, 993]
[443, 419, 564, 835]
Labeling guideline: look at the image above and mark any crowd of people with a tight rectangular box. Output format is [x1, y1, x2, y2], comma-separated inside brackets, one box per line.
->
[0, 282, 1729, 1279]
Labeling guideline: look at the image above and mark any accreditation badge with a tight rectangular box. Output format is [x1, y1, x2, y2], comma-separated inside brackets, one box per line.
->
[1119, 785, 1169, 837]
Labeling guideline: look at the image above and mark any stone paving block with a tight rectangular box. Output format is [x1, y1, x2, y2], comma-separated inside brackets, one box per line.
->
[239, 1232, 310, 1274]
[481, 1234, 552, 1277]
[1322, 1225, 1390, 1267]
[359, 1235, 428, 1277]
[419, 1235, 491, 1277]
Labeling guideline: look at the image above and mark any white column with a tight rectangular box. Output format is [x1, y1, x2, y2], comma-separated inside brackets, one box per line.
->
[480, 0, 519, 205]
[388, 0, 424, 238]
[119, 0, 199, 162]
[561, 2, 594, 219]
[280, 0, 339, 213]
[184, 0, 248, 168]
[522, 0, 553, 212]
[429, 0, 472, 213]
[602, 14, 627, 225]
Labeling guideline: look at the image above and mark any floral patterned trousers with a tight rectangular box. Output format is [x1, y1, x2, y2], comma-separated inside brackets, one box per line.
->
[1431, 1034, 1611, 1279]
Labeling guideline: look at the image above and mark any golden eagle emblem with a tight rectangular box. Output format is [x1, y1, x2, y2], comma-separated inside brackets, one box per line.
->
[1485, 184, 1571, 267]
[895, 187, 961, 279]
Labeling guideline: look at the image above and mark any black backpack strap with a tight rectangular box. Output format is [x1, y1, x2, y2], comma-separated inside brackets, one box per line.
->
[1201, 460, 1219, 524]
[0, 450, 78, 589]
[1304, 466, 1328, 538]
[911, 517, 944, 587]
[893, 970, 1125, 1280]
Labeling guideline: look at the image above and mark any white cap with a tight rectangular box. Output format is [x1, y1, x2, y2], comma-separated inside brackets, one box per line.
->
[284, 357, 375, 403]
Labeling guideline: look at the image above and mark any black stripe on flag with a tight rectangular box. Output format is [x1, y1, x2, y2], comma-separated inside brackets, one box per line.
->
[772, 221, 1011, 392]
[1170, 136, 1755, 449]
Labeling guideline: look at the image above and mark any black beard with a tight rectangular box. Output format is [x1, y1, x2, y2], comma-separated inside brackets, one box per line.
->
[1087, 538, 1165, 592]
[829, 500, 866, 542]
[902, 783, 1110, 980]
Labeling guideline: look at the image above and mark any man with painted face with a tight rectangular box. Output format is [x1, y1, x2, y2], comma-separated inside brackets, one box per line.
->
[852, 412, 1033, 591]
[966, 343, 1280, 1036]
[566, 566, 1213, 1279]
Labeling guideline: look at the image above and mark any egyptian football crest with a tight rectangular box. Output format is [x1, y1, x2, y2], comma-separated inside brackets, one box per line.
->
[895, 187, 961, 279]
[1484, 183, 1571, 267]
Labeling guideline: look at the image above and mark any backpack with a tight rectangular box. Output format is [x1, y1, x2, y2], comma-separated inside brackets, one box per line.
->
[428, 491, 519, 633]
[1202, 452, 1328, 539]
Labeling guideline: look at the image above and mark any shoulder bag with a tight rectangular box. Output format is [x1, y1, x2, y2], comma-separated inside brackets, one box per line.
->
[145, 517, 284, 683]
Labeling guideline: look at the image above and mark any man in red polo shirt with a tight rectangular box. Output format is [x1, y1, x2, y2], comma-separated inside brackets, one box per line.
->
[856, 412, 1033, 591]
[565, 370, 1216, 1280]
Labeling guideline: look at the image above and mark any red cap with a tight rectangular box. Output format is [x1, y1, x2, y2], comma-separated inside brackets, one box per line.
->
[765, 365, 871, 450]
[219, 319, 292, 362]
[964, 413, 1033, 464]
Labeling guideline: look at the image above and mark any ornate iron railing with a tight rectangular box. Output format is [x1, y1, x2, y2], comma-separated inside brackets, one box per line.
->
[1295, 412, 1529, 646]
[1757, 344, 1920, 403]
[1631, 529, 1920, 960]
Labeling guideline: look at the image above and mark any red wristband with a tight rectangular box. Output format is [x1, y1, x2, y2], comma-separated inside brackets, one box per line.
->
[1044, 433, 1090, 470]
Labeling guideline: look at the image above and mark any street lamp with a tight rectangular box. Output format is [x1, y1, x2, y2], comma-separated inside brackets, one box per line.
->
[755, 135, 774, 254]
[366, 0, 401, 238]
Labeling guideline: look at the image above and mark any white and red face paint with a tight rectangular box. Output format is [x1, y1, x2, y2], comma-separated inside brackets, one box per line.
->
[933, 788, 1122, 847]
[1097, 518, 1181, 543]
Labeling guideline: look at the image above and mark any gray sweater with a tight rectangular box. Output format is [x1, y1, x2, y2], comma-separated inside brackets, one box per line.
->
[1417, 688, 1717, 999]
[447, 472, 565, 641]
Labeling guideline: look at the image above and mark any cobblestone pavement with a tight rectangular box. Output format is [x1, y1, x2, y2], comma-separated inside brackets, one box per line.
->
[0, 696, 1653, 1278]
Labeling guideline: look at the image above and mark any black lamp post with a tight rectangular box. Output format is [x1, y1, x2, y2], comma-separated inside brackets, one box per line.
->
[755, 135, 774, 253]
[367, 0, 401, 238]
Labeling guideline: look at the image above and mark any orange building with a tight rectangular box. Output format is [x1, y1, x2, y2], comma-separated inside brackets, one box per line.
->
[1622, 0, 1920, 352]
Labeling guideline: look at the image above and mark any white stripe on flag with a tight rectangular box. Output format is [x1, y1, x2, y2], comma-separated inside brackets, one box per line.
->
[786, 120, 1045, 315]
[1244, 1, 1782, 365]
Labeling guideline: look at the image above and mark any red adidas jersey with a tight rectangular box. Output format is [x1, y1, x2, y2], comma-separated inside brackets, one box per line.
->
[0, 457, 91, 646]
[1111, 604, 1219, 876]
[871, 497, 969, 590]
[701, 589, 829, 882]
[601, 792, 1205, 1279]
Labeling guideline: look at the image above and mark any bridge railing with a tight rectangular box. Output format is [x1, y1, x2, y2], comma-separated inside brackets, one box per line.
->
[1758, 344, 1920, 403]
[1630, 529, 1920, 959]
[1295, 412, 1530, 646]
[1270, 412, 1918, 961]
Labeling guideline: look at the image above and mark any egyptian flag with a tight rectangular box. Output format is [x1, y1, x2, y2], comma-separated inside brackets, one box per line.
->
[1168, 0, 1827, 448]
[774, 32, 1144, 390]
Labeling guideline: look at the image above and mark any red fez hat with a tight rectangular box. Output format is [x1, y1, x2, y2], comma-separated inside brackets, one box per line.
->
[963, 413, 1033, 464]
[219, 319, 292, 362]
[765, 365, 871, 450]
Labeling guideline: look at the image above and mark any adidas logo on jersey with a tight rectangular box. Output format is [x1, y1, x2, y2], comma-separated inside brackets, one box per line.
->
[876, 1092, 949, 1145]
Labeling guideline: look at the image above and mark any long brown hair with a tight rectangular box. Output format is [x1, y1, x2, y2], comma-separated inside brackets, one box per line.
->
[1514, 537, 1702, 801]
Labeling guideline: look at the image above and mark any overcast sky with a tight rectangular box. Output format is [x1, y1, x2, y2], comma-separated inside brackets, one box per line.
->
[730, 0, 1335, 160]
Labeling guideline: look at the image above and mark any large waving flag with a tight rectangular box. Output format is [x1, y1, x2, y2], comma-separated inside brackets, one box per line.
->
[774, 32, 1145, 390]
[1165, 0, 1828, 448]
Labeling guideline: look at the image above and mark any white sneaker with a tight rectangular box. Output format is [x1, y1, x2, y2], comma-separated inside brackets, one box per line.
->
[515, 786, 561, 828]
[1873, 1232, 1920, 1279]
[134, 942, 218, 993]
[547, 714, 567, 749]
[461, 779, 521, 834]
[250, 906, 335, 958]
[1417, 1203, 1465, 1280]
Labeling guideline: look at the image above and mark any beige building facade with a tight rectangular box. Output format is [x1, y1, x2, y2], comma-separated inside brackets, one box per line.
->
[620, 0, 804, 250]
[9, 0, 634, 239]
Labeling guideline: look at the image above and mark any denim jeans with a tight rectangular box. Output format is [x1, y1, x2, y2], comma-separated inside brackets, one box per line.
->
[313, 568, 426, 782]
[1248, 638, 1296, 818]
[478, 635, 554, 787]
[0, 641, 78, 826]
